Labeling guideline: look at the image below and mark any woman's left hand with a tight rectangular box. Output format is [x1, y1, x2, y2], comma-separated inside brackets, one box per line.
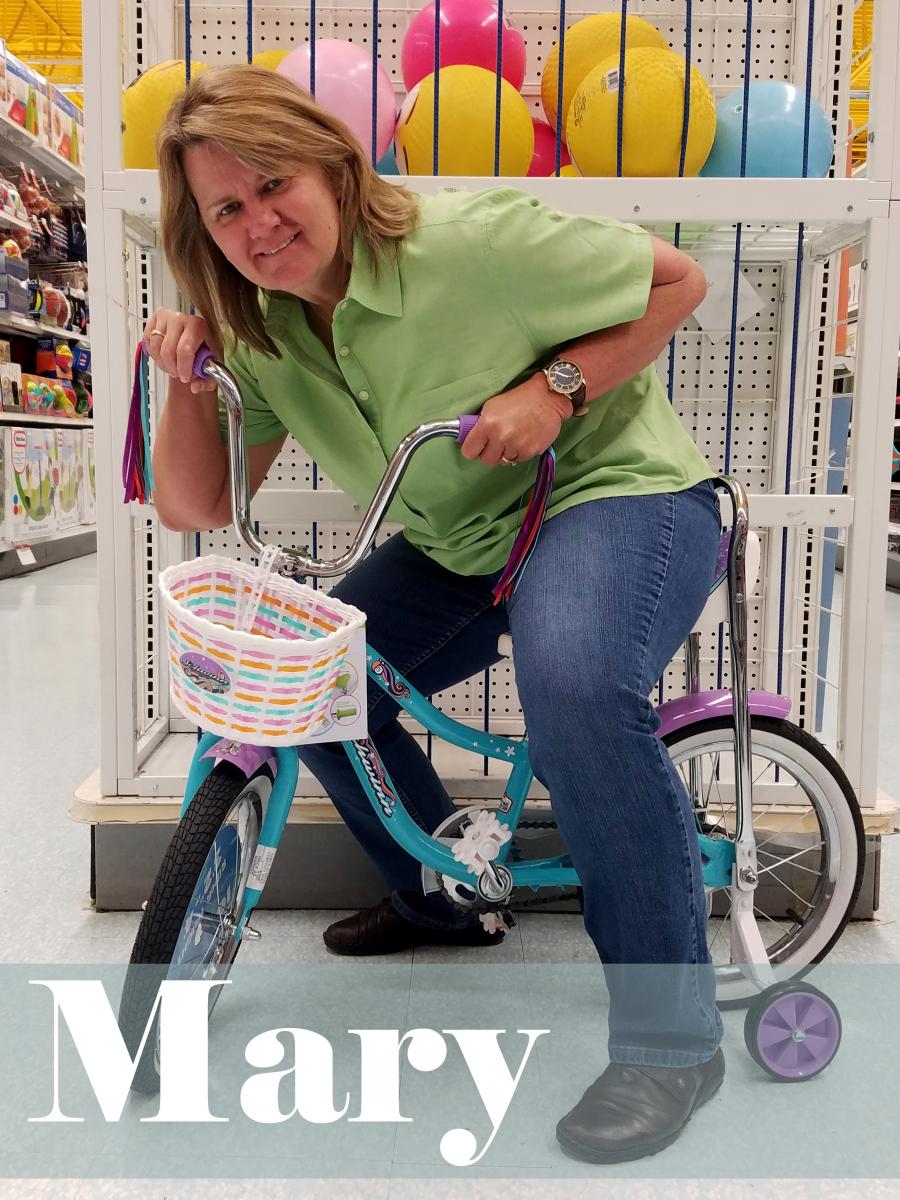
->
[459, 376, 573, 466]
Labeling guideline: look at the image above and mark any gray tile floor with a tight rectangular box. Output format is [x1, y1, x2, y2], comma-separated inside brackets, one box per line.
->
[2, 555, 900, 1197]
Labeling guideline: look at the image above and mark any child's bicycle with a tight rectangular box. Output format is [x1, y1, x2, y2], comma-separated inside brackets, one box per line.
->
[119, 347, 865, 1093]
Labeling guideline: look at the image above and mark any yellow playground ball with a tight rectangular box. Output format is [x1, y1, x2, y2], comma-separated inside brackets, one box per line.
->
[252, 49, 288, 71]
[122, 60, 208, 169]
[394, 65, 534, 176]
[540, 13, 667, 131]
[567, 47, 716, 177]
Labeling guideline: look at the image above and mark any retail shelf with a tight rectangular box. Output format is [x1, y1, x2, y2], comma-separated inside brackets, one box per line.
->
[0, 208, 30, 232]
[0, 524, 96, 579]
[0, 312, 88, 344]
[0, 113, 83, 193]
[0, 411, 91, 426]
[110, 171, 890, 230]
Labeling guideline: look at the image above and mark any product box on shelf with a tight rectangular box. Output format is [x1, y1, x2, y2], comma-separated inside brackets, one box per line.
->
[21, 371, 78, 417]
[5, 424, 57, 540]
[54, 426, 80, 529]
[0, 276, 29, 313]
[0, 251, 30, 282]
[4, 50, 49, 144]
[0, 361, 21, 410]
[79, 428, 95, 524]
[47, 85, 83, 168]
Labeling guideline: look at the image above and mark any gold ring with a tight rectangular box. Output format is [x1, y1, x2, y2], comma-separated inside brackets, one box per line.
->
[148, 328, 164, 338]
[500, 454, 519, 466]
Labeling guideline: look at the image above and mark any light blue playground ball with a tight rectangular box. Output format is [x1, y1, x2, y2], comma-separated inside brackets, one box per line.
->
[700, 81, 835, 178]
[376, 146, 400, 176]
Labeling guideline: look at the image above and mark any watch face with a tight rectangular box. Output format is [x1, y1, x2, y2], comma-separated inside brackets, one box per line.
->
[547, 360, 583, 394]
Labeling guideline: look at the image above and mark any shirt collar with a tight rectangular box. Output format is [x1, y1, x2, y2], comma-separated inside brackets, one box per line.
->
[344, 231, 403, 317]
[263, 232, 402, 340]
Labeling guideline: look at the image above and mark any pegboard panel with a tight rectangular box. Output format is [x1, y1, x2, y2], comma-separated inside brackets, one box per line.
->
[176, 0, 822, 105]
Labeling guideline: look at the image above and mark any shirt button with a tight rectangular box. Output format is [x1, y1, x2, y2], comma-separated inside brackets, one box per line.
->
[359, 390, 369, 402]
[339, 300, 349, 311]
[339, 346, 350, 358]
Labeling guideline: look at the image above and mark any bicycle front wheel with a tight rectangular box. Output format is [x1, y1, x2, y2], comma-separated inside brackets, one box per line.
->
[663, 716, 865, 1008]
[117, 761, 270, 1093]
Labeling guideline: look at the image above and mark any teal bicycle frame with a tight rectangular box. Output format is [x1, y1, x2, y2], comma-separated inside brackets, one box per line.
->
[175, 351, 780, 969]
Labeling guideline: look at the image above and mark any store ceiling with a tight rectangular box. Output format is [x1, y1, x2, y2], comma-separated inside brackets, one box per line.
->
[0, 0, 83, 88]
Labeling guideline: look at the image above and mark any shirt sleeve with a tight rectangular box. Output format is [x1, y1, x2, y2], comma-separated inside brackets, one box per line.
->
[219, 338, 289, 448]
[484, 187, 654, 352]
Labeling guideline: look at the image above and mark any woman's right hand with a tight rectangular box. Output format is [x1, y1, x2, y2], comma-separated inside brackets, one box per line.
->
[142, 309, 220, 394]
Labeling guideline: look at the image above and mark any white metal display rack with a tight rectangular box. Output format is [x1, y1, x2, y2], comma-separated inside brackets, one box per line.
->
[78, 0, 900, 908]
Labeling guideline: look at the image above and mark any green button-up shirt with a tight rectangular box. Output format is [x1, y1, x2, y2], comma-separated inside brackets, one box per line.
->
[223, 186, 713, 575]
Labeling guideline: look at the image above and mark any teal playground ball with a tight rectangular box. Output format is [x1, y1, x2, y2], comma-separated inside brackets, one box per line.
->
[700, 80, 834, 178]
[376, 146, 400, 176]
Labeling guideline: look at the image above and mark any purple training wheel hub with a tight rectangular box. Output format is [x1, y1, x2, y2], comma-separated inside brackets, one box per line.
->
[755, 989, 841, 1078]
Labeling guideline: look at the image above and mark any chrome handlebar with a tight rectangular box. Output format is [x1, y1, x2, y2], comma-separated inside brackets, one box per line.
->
[202, 354, 472, 579]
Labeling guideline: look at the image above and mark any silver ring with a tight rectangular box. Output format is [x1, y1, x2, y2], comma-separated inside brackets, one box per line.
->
[500, 453, 519, 466]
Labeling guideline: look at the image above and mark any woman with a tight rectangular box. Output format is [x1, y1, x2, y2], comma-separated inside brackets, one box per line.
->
[147, 63, 724, 1163]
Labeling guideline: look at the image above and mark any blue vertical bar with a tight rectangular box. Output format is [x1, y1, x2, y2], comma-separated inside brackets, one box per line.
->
[247, 0, 253, 61]
[493, 0, 505, 176]
[371, 0, 380, 164]
[616, 1, 627, 178]
[312, 461, 319, 591]
[483, 668, 490, 776]
[802, 0, 816, 179]
[185, 0, 191, 81]
[310, 0, 317, 97]
[432, 0, 441, 175]
[554, 0, 566, 177]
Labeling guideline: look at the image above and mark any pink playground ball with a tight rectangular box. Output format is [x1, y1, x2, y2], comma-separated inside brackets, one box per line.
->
[277, 40, 398, 161]
[528, 116, 571, 176]
[401, 0, 527, 93]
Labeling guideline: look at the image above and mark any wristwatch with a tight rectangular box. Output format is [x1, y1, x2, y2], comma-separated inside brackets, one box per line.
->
[542, 358, 589, 416]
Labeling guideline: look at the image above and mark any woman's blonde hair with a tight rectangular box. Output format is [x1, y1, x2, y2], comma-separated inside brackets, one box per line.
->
[157, 63, 419, 356]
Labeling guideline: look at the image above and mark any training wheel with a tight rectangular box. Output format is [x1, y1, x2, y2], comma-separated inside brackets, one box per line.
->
[743, 981, 841, 1081]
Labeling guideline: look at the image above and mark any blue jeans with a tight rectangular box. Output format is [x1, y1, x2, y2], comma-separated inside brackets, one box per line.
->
[299, 481, 725, 1066]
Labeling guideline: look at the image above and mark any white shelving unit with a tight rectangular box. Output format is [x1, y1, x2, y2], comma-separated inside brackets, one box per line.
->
[78, 0, 900, 908]
[0, 412, 91, 426]
[0, 109, 91, 570]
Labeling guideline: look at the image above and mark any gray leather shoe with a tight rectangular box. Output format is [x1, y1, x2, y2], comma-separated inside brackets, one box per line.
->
[556, 1048, 725, 1163]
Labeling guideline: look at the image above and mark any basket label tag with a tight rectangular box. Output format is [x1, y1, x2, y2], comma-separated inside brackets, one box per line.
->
[248, 844, 277, 892]
[180, 652, 231, 695]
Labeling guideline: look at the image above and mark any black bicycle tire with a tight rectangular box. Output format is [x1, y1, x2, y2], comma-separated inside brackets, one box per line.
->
[118, 761, 269, 1093]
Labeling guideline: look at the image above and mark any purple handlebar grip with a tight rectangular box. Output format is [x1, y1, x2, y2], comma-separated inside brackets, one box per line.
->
[456, 414, 479, 443]
[192, 345, 217, 378]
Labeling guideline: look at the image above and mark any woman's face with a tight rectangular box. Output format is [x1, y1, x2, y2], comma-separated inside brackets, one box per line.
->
[184, 141, 346, 302]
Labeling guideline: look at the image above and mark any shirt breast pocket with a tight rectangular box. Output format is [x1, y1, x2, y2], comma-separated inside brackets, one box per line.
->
[415, 366, 502, 424]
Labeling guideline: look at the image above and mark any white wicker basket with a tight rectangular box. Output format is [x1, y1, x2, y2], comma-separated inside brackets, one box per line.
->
[160, 551, 366, 746]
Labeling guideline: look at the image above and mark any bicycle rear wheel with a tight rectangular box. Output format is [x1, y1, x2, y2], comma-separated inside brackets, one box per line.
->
[663, 716, 865, 1007]
[117, 761, 270, 1093]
